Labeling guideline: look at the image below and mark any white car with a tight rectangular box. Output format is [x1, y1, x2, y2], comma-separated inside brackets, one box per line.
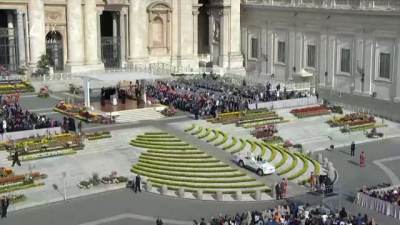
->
[233, 154, 276, 176]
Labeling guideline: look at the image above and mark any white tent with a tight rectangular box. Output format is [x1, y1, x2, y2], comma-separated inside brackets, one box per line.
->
[294, 69, 313, 77]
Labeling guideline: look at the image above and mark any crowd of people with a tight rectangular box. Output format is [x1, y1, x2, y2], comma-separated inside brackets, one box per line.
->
[195, 204, 377, 225]
[360, 184, 399, 205]
[0, 93, 61, 134]
[146, 76, 311, 118]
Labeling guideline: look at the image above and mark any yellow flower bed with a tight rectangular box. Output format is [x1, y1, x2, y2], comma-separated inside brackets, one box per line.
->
[55, 133, 71, 138]
[0, 84, 27, 89]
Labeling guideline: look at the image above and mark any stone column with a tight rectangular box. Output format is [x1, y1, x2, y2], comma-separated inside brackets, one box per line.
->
[84, 0, 102, 66]
[260, 28, 267, 75]
[363, 31, 374, 96]
[354, 29, 364, 95]
[112, 13, 118, 59]
[97, 11, 102, 60]
[295, 26, 303, 78]
[193, 10, 199, 56]
[395, 36, 400, 102]
[120, 13, 126, 68]
[219, 10, 229, 68]
[28, 0, 45, 69]
[288, 27, 296, 81]
[15, 10, 26, 69]
[228, 0, 245, 72]
[128, 0, 147, 64]
[66, 0, 85, 72]
[208, 11, 214, 66]
[319, 30, 328, 86]
[267, 25, 274, 75]
[326, 28, 336, 88]
[7, 11, 16, 71]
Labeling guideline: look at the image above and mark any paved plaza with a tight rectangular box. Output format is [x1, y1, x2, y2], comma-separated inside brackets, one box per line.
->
[0, 89, 399, 225]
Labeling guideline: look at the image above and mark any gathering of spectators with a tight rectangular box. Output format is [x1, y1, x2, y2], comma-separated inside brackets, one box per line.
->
[359, 184, 400, 205]
[0, 93, 60, 134]
[146, 76, 311, 118]
[195, 204, 377, 225]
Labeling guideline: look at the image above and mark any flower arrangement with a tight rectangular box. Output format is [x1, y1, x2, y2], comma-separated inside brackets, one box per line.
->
[78, 171, 128, 188]
[0, 80, 35, 94]
[283, 140, 293, 148]
[327, 113, 374, 128]
[38, 86, 52, 98]
[69, 84, 83, 94]
[291, 106, 330, 118]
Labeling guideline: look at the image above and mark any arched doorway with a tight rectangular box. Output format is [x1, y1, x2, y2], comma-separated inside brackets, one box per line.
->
[45, 31, 64, 71]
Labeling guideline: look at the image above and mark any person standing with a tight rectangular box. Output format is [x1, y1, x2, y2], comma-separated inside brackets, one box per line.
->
[275, 183, 281, 200]
[77, 121, 82, 135]
[1, 196, 9, 218]
[281, 178, 287, 198]
[310, 172, 316, 191]
[12, 150, 21, 167]
[350, 141, 356, 156]
[135, 174, 141, 193]
[360, 152, 366, 168]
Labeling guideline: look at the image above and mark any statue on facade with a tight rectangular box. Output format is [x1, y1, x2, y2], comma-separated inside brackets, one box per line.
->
[213, 20, 220, 42]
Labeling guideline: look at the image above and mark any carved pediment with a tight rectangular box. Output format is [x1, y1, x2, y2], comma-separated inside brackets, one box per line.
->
[106, 0, 126, 5]
[45, 10, 62, 21]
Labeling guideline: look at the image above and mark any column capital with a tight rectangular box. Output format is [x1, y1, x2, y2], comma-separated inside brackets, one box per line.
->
[219, 10, 229, 16]
[14, 9, 26, 15]
[192, 10, 200, 16]
[97, 10, 103, 15]
[207, 10, 213, 16]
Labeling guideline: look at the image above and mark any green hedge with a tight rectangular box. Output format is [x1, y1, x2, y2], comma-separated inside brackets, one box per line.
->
[136, 162, 235, 172]
[184, 124, 196, 132]
[270, 145, 288, 169]
[288, 153, 309, 180]
[147, 178, 266, 189]
[247, 140, 257, 152]
[191, 126, 203, 135]
[87, 135, 112, 140]
[0, 182, 45, 194]
[147, 149, 205, 154]
[145, 132, 169, 135]
[139, 155, 219, 163]
[214, 131, 228, 146]
[138, 159, 229, 168]
[131, 142, 197, 150]
[278, 149, 298, 175]
[136, 138, 182, 142]
[223, 137, 238, 150]
[231, 138, 247, 154]
[207, 130, 220, 142]
[131, 140, 189, 146]
[132, 169, 255, 183]
[198, 128, 211, 139]
[132, 165, 245, 178]
[303, 155, 320, 175]
[137, 135, 175, 139]
[256, 142, 266, 158]
[264, 143, 277, 163]
[141, 152, 212, 159]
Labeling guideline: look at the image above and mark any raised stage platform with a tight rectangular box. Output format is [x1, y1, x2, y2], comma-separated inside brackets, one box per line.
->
[91, 99, 155, 113]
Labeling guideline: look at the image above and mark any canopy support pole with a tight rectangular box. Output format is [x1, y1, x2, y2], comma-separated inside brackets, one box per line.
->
[84, 77, 91, 108]
[141, 79, 146, 103]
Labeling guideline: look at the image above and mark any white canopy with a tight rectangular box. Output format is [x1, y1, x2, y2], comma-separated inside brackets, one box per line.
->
[72, 71, 165, 81]
[295, 69, 313, 77]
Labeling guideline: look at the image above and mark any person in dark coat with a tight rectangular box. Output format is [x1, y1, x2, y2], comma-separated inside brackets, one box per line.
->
[77, 121, 82, 134]
[350, 141, 356, 156]
[1, 196, 9, 218]
[12, 150, 21, 167]
[275, 183, 281, 200]
[135, 174, 141, 193]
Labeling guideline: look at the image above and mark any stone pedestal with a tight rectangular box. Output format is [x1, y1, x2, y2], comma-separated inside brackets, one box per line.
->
[318, 154, 323, 164]
[255, 190, 261, 201]
[178, 187, 185, 198]
[161, 184, 168, 195]
[271, 183, 277, 199]
[235, 190, 242, 201]
[216, 190, 223, 201]
[146, 181, 152, 192]
[196, 189, 203, 200]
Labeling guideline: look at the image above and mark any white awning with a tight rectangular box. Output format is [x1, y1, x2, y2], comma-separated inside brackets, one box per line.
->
[71, 71, 165, 81]
[295, 69, 313, 77]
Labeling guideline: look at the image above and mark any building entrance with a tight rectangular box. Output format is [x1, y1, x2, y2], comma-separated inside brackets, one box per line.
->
[45, 31, 64, 71]
[100, 11, 121, 68]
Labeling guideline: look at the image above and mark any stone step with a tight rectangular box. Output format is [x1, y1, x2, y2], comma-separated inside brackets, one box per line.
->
[115, 108, 165, 123]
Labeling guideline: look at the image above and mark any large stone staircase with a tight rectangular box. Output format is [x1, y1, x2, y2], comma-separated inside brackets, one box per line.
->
[115, 107, 166, 124]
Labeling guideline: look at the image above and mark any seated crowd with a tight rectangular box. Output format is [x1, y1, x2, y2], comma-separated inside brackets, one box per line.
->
[360, 183, 400, 205]
[146, 77, 311, 118]
[0, 94, 60, 133]
[196, 204, 376, 225]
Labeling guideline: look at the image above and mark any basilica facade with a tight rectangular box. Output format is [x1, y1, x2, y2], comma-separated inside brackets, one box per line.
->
[0, 0, 243, 73]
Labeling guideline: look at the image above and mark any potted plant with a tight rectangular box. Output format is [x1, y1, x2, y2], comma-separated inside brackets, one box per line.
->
[36, 54, 51, 77]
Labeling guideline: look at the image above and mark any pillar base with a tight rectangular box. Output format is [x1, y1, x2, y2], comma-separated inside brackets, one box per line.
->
[352, 90, 363, 96]
[65, 64, 105, 74]
[393, 97, 400, 103]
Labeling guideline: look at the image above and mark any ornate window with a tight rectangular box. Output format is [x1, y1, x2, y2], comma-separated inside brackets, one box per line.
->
[147, 2, 172, 55]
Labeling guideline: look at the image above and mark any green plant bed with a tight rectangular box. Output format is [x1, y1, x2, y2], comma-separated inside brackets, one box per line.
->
[141, 152, 213, 159]
[145, 132, 169, 135]
[10, 195, 27, 204]
[264, 136, 284, 145]
[147, 150, 205, 154]
[191, 126, 204, 135]
[19, 149, 77, 161]
[136, 138, 182, 142]
[278, 149, 298, 175]
[270, 145, 288, 169]
[214, 131, 228, 146]
[135, 162, 236, 172]
[223, 137, 238, 150]
[184, 124, 196, 132]
[132, 169, 255, 183]
[136, 135, 175, 139]
[0, 182, 45, 194]
[247, 140, 257, 152]
[256, 142, 267, 157]
[132, 165, 245, 178]
[206, 130, 220, 142]
[288, 153, 309, 180]
[147, 178, 266, 189]
[131, 140, 189, 147]
[349, 123, 387, 132]
[231, 138, 247, 154]
[87, 134, 112, 141]
[139, 155, 219, 163]
[263, 143, 277, 162]
[198, 128, 211, 139]
[130, 142, 197, 150]
[138, 159, 229, 168]
[237, 116, 281, 125]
